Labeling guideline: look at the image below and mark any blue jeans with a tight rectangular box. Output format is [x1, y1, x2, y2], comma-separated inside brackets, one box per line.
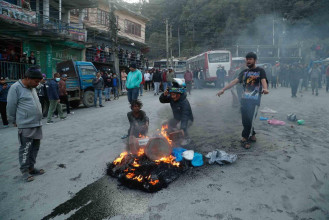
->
[104, 87, 111, 100]
[113, 87, 118, 98]
[94, 89, 102, 106]
[167, 82, 172, 89]
[139, 84, 143, 96]
[127, 88, 139, 103]
[163, 82, 168, 92]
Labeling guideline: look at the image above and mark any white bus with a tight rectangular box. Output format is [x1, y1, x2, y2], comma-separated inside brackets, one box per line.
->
[186, 50, 232, 83]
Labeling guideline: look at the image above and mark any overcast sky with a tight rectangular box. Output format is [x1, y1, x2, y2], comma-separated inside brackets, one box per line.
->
[123, 0, 140, 3]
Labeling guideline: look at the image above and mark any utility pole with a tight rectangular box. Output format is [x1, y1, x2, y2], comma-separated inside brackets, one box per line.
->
[170, 24, 173, 67]
[165, 18, 169, 69]
[178, 27, 181, 58]
[109, 0, 119, 83]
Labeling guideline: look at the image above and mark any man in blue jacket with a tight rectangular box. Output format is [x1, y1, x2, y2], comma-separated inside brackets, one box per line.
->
[0, 76, 10, 128]
[126, 63, 142, 103]
[46, 73, 65, 124]
[7, 67, 45, 182]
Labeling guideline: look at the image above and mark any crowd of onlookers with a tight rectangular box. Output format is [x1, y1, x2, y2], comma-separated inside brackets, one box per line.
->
[0, 49, 37, 64]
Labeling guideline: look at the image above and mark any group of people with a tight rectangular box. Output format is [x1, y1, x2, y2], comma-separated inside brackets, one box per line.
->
[0, 49, 37, 65]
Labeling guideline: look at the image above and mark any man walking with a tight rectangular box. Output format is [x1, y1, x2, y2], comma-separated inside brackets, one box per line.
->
[217, 52, 269, 149]
[7, 67, 45, 182]
[36, 74, 48, 118]
[59, 74, 73, 114]
[92, 72, 104, 107]
[184, 69, 193, 95]
[0, 76, 10, 128]
[310, 63, 321, 96]
[166, 67, 175, 88]
[46, 73, 66, 124]
[126, 63, 142, 103]
[153, 69, 162, 96]
[326, 64, 329, 92]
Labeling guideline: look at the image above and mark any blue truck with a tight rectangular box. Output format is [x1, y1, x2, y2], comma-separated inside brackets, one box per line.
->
[56, 60, 98, 108]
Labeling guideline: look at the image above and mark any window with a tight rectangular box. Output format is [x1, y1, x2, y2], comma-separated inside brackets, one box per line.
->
[79, 65, 96, 76]
[208, 53, 230, 63]
[70, 9, 79, 17]
[125, 20, 141, 37]
[97, 9, 109, 26]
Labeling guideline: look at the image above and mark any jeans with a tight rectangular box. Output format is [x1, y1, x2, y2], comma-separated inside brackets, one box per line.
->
[127, 88, 139, 103]
[167, 82, 173, 89]
[186, 81, 192, 94]
[94, 89, 102, 106]
[154, 82, 160, 94]
[311, 78, 319, 94]
[47, 100, 64, 122]
[291, 80, 299, 97]
[113, 87, 118, 98]
[122, 80, 126, 91]
[162, 82, 168, 92]
[241, 99, 257, 139]
[139, 84, 143, 96]
[18, 134, 40, 173]
[104, 87, 111, 100]
[326, 76, 329, 92]
[0, 101, 8, 126]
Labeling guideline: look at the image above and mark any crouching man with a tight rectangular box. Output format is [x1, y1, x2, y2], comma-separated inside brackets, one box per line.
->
[127, 99, 149, 138]
[159, 79, 194, 145]
[7, 67, 45, 182]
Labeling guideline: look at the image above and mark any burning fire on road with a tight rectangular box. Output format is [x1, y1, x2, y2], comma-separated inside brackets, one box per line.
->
[107, 125, 189, 193]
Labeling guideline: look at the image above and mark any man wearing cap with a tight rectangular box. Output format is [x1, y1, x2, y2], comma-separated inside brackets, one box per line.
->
[0, 76, 10, 128]
[166, 67, 175, 88]
[159, 79, 194, 145]
[59, 74, 73, 114]
[126, 63, 142, 103]
[6, 67, 45, 182]
[36, 74, 48, 118]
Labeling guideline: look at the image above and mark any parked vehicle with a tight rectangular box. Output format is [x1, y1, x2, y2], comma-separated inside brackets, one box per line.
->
[56, 60, 97, 108]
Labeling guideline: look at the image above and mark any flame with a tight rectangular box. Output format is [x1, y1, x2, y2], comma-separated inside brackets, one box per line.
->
[126, 173, 135, 179]
[155, 155, 180, 167]
[113, 152, 128, 165]
[137, 148, 145, 156]
[133, 175, 144, 182]
[149, 179, 160, 185]
[160, 125, 172, 145]
[132, 160, 140, 167]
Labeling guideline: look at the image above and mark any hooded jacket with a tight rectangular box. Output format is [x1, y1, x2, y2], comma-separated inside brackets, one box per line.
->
[159, 92, 194, 132]
[153, 70, 162, 82]
[47, 79, 60, 100]
[126, 69, 142, 89]
[6, 80, 42, 128]
[0, 83, 10, 102]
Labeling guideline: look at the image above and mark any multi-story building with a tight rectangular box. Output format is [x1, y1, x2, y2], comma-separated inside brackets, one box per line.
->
[0, 0, 94, 78]
[70, 0, 149, 72]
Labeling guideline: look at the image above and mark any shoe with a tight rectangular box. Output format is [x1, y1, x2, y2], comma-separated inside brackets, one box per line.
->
[47, 121, 54, 124]
[68, 112, 74, 115]
[99, 105, 104, 107]
[121, 134, 128, 139]
[60, 117, 66, 120]
[154, 93, 157, 96]
[108, 99, 111, 101]
[3, 125, 9, 128]
[53, 115, 58, 118]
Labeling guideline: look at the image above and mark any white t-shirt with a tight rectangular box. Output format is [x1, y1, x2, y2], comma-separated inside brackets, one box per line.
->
[144, 73, 151, 81]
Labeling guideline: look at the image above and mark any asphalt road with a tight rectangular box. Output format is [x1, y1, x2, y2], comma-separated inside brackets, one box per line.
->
[0, 86, 328, 220]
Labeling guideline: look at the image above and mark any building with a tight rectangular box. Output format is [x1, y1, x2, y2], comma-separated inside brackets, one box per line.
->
[0, 0, 95, 78]
[69, 0, 149, 73]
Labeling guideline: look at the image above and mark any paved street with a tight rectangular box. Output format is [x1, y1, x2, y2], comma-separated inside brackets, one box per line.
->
[1, 87, 329, 220]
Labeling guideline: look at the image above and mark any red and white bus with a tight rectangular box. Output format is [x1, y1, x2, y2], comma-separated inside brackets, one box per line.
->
[186, 50, 232, 83]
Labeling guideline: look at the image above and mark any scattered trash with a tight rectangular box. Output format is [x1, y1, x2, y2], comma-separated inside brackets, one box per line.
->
[297, 120, 305, 125]
[182, 150, 194, 160]
[268, 119, 286, 125]
[287, 113, 298, 122]
[191, 153, 204, 167]
[260, 116, 268, 121]
[260, 107, 277, 114]
[172, 147, 187, 162]
[205, 150, 237, 165]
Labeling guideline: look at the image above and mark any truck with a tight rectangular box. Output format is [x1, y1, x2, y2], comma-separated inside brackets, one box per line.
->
[56, 60, 98, 108]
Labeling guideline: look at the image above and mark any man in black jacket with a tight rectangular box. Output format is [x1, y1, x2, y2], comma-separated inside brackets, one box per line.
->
[159, 79, 193, 145]
[153, 69, 162, 96]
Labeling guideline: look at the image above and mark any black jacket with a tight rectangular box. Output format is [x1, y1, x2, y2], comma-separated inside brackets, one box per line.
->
[153, 70, 162, 82]
[159, 93, 194, 132]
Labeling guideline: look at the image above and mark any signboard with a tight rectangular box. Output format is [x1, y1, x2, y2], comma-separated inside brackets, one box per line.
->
[0, 1, 37, 27]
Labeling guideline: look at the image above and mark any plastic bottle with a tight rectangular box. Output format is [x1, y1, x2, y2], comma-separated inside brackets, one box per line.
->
[268, 119, 286, 125]
[260, 116, 268, 121]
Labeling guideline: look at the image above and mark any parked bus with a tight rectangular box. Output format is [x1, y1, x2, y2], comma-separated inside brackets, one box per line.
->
[186, 50, 232, 84]
[153, 59, 187, 74]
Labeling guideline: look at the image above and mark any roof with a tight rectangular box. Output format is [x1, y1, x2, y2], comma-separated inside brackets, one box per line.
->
[114, 3, 149, 22]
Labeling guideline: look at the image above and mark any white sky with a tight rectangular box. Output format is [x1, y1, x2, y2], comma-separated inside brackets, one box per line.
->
[123, 0, 141, 3]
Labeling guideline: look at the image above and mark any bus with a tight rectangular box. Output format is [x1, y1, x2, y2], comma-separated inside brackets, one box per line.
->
[186, 50, 232, 83]
[153, 59, 187, 75]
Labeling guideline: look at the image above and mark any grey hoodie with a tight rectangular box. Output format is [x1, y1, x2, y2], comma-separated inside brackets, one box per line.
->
[6, 80, 43, 129]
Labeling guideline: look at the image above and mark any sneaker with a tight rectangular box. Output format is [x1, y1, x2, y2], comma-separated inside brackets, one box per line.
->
[47, 121, 54, 124]
[60, 117, 66, 120]
[67, 112, 74, 115]
[99, 105, 104, 107]
[3, 125, 9, 128]
[121, 134, 128, 139]
[53, 115, 58, 118]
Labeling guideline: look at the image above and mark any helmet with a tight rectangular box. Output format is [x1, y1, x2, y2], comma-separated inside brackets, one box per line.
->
[169, 78, 186, 94]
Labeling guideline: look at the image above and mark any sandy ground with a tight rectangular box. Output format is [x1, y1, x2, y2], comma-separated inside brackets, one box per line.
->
[0, 86, 328, 220]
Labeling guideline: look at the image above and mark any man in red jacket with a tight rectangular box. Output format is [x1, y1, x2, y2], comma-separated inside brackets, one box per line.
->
[184, 69, 193, 95]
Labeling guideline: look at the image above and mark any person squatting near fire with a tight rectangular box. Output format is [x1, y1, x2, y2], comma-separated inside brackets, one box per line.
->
[6, 67, 45, 182]
[217, 52, 269, 149]
[159, 78, 194, 146]
[127, 99, 149, 138]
